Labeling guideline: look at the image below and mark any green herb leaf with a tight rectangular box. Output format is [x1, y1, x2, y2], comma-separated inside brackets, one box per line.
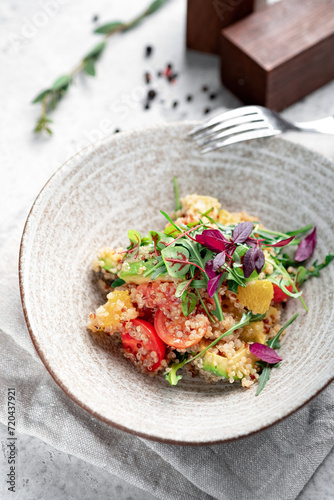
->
[295, 266, 306, 286]
[160, 210, 182, 234]
[296, 253, 334, 286]
[195, 289, 215, 323]
[267, 256, 308, 311]
[84, 41, 106, 60]
[197, 208, 215, 223]
[275, 253, 297, 268]
[141, 236, 152, 244]
[128, 229, 141, 248]
[267, 313, 299, 349]
[149, 230, 174, 250]
[255, 366, 271, 395]
[227, 267, 245, 287]
[165, 360, 186, 386]
[31, 88, 50, 104]
[33, 115, 53, 135]
[94, 21, 124, 35]
[146, 0, 166, 15]
[52, 75, 71, 91]
[250, 312, 267, 322]
[286, 225, 313, 237]
[161, 245, 190, 278]
[142, 259, 164, 277]
[268, 275, 302, 298]
[151, 265, 167, 279]
[198, 210, 221, 227]
[48, 92, 59, 110]
[164, 225, 181, 237]
[181, 291, 197, 316]
[228, 280, 239, 293]
[175, 280, 192, 297]
[123, 18, 143, 31]
[191, 279, 207, 289]
[84, 59, 96, 76]
[111, 278, 126, 288]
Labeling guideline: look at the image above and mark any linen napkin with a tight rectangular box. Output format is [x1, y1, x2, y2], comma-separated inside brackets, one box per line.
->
[0, 219, 334, 500]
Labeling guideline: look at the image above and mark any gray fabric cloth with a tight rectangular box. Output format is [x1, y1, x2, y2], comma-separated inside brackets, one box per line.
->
[0, 224, 334, 500]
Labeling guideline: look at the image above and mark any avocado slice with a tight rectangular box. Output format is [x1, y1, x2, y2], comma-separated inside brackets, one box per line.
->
[202, 345, 256, 380]
[241, 322, 266, 344]
[119, 259, 157, 284]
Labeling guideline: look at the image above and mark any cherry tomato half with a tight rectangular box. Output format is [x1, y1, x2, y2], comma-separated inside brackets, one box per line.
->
[121, 319, 166, 372]
[137, 283, 180, 312]
[273, 284, 293, 302]
[154, 309, 208, 349]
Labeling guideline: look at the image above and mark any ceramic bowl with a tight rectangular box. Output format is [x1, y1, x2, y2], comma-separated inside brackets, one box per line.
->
[19, 122, 334, 444]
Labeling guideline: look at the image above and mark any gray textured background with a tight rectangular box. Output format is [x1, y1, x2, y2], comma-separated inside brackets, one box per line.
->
[1, 0, 334, 498]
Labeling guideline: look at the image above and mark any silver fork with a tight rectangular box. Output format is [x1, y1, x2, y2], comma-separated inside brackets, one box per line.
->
[188, 106, 334, 154]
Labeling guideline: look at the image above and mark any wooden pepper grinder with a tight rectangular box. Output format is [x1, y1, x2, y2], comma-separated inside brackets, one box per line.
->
[186, 0, 255, 54]
[220, 0, 334, 110]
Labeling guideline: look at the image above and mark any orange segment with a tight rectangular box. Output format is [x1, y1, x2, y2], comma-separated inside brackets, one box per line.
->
[101, 290, 135, 327]
[237, 280, 274, 315]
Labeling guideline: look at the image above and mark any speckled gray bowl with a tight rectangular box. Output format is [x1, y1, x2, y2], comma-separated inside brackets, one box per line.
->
[19, 122, 334, 445]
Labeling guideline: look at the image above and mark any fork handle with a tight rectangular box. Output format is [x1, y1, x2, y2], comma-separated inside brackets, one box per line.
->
[294, 116, 334, 135]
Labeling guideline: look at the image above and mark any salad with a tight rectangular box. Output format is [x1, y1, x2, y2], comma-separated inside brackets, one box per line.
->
[87, 179, 333, 395]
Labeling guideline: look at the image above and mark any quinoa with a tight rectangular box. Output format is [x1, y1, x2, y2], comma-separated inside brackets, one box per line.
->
[87, 193, 293, 391]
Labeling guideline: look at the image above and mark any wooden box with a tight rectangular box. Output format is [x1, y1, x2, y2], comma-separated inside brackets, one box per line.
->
[186, 0, 254, 54]
[220, 0, 334, 110]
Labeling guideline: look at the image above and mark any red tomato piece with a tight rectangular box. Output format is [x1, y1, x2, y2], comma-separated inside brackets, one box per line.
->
[273, 284, 293, 302]
[137, 282, 180, 311]
[121, 319, 166, 372]
[154, 309, 208, 349]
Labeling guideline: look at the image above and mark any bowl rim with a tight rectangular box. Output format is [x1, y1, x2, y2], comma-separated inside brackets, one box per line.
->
[19, 121, 334, 446]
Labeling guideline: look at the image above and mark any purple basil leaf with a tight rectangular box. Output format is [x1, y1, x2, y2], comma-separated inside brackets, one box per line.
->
[205, 260, 216, 279]
[254, 246, 265, 274]
[243, 247, 256, 278]
[213, 251, 226, 272]
[225, 242, 237, 257]
[295, 227, 317, 262]
[270, 236, 295, 248]
[232, 222, 253, 244]
[245, 237, 257, 248]
[196, 229, 227, 253]
[249, 343, 282, 364]
[207, 273, 223, 297]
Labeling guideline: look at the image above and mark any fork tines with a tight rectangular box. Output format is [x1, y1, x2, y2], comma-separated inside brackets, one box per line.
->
[189, 106, 280, 153]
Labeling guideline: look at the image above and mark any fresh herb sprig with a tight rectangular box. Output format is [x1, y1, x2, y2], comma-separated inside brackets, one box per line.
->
[32, 0, 167, 135]
[295, 253, 334, 286]
[255, 313, 299, 395]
